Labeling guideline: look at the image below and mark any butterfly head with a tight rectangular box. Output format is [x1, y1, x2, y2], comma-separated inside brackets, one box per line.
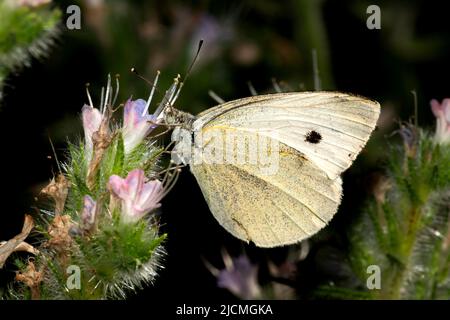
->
[160, 104, 196, 130]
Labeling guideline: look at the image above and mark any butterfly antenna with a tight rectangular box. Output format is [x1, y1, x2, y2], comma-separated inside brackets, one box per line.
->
[182, 39, 204, 84]
[168, 39, 205, 108]
[312, 49, 321, 91]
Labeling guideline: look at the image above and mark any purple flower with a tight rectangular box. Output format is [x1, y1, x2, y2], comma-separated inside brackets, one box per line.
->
[82, 104, 103, 161]
[431, 98, 450, 145]
[108, 169, 162, 223]
[81, 195, 97, 229]
[122, 99, 157, 154]
[215, 252, 261, 300]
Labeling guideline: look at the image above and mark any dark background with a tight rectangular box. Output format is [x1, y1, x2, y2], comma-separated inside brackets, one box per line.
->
[1, 0, 450, 299]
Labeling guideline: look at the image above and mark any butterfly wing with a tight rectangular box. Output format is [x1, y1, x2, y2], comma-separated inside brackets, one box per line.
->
[194, 92, 380, 179]
[189, 92, 379, 247]
[191, 143, 342, 247]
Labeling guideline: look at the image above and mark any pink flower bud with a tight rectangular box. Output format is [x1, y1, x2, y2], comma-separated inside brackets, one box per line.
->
[430, 99, 450, 145]
[81, 105, 103, 161]
[108, 169, 162, 223]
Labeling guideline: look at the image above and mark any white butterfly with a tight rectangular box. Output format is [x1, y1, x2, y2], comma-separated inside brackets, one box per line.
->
[159, 90, 380, 248]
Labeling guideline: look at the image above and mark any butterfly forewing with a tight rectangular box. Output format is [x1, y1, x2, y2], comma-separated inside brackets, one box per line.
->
[193, 92, 380, 180]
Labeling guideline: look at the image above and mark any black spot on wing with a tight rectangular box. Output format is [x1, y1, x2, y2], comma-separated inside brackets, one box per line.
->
[305, 130, 322, 144]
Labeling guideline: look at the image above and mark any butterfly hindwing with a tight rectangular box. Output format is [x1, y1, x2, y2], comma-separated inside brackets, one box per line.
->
[191, 135, 342, 247]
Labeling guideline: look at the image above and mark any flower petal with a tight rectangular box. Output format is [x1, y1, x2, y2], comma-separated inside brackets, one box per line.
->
[431, 99, 443, 117]
[137, 180, 163, 211]
[124, 169, 145, 200]
[430, 98, 450, 145]
[124, 99, 147, 128]
[108, 170, 163, 223]
[108, 175, 127, 199]
[122, 99, 158, 154]
[82, 104, 103, 160]
[443, 99, 450, 122]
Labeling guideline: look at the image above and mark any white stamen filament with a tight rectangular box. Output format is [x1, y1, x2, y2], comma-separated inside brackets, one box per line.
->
[86, 85, 94, 108]
[103, 74, 111, 113]
[272, 78, 282, 93]
[167, 74, 181, 103]
[222, 249, 233, 271]
[100, 87, 105, 113]
[142, 70, 160, 116]
[208, 90, 225, 104]
[112, 75, 120, 107]
[247, 81, 258, 96]
[108, 82, 113, 109]
[170, 82, 184, 106]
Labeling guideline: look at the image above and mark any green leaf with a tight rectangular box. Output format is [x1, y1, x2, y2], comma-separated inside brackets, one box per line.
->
[112, 134, 125, 175]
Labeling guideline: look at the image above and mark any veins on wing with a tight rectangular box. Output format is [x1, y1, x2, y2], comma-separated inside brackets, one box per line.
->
[231, 216, 251, 242]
